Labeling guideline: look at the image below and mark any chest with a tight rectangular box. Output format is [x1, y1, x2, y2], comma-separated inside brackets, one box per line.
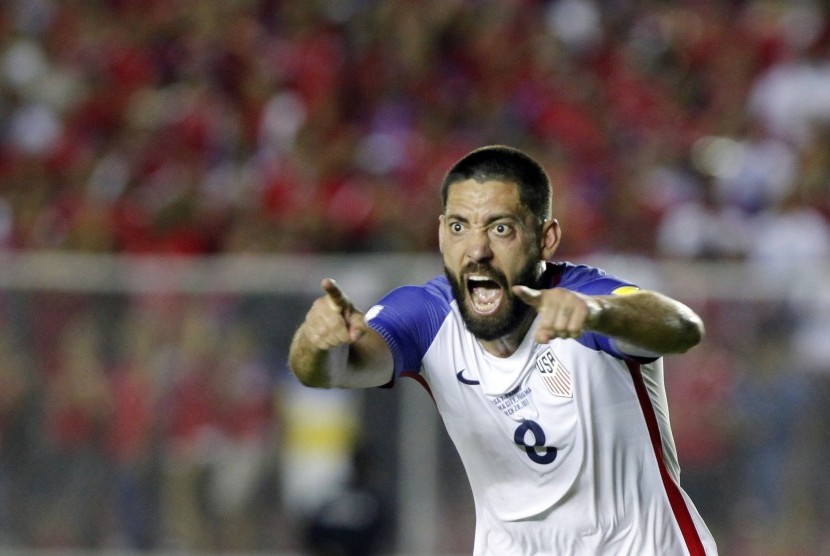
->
[421, 319, 641, 452]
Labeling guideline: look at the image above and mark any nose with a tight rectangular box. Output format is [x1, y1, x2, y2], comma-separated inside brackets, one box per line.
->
[465, 228, 493, 263]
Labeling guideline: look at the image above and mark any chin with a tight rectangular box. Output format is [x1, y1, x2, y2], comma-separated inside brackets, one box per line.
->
[459, 296, 528, 341]
[444, 258, 541, 341]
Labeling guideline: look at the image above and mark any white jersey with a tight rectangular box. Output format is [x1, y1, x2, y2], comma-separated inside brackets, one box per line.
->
[366, 262, 717, 555]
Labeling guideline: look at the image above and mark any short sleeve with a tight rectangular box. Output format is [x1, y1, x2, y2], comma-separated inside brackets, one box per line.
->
[366, 278, 453, 376]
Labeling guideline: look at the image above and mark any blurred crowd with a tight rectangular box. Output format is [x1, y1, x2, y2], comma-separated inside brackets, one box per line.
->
[0, 287, 337, 551]
[0, 0, 829, 258]
[1, 0, 830, 555]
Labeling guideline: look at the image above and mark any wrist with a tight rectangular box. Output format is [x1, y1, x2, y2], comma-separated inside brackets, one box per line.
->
[585, 296, 609, 330]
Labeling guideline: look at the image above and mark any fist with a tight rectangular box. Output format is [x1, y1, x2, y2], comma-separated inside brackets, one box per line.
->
[302, 278, 368, 350]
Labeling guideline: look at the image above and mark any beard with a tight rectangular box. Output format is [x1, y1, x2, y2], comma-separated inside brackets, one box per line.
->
[445, 255, 543, 341]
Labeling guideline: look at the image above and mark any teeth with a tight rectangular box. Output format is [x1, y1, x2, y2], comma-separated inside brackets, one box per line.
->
[468, 276, 502, 315]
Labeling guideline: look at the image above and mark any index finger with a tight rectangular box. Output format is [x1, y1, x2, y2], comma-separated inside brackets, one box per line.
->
[321, 278, 351, 311]
[512, 285, 542, 308]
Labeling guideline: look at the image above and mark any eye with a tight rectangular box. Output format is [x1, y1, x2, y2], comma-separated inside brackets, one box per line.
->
[449, 222, 465, 234]
[491, 223, 513, 237]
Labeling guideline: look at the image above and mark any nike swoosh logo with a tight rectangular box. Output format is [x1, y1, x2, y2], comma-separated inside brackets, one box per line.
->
[456, 369, 480, 385]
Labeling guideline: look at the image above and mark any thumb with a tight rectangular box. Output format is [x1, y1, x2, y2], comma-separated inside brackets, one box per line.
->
[513, 285, 543, 308]
[345, 311, 368, 343]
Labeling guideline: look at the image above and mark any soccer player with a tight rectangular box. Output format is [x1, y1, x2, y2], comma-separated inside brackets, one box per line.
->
[289, 145, 718, 555]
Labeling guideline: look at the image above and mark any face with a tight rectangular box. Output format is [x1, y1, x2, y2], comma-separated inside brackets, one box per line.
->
[439, 179, 559, 341]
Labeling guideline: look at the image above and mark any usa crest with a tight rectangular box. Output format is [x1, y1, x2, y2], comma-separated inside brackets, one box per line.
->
[535, 347, 572, 398]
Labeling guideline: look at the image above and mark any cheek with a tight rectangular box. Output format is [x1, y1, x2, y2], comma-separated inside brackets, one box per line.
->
[496, 246, 536, 277]
[493, 243, 521, 264]
[440, 238, 463, 261]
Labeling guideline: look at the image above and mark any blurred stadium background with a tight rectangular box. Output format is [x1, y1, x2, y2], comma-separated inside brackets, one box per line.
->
[1, 0, 829, 554]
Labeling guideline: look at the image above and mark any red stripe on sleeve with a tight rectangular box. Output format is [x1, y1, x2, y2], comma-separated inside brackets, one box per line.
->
[401, 370, 435, 403]
[625, 360, 707, 556]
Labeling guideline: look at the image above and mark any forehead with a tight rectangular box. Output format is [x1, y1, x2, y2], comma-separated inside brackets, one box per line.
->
[444, 179, 523, 215]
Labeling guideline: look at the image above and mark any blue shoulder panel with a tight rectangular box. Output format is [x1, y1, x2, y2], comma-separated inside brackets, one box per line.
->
[366, 276, 453, 376]
[554, 262, 635, 295]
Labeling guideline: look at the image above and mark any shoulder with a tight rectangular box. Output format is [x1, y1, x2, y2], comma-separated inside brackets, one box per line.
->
[370, 275, 453, 314]
[366, 275, 454, 334]
[366, 275, 455, 375]
[547, 261, 637, 296]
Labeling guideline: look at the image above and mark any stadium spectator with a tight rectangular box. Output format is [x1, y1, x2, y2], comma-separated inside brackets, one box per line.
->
[0, 1, 824, 258]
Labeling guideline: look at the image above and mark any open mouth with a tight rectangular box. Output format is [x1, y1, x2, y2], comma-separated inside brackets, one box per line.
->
[466, 274, 504, 315]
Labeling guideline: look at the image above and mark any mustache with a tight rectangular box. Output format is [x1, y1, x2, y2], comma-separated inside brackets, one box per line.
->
[461, 263, 508, 287]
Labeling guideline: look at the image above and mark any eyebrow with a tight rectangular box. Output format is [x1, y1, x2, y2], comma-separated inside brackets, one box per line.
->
[444, 213, 520, 225]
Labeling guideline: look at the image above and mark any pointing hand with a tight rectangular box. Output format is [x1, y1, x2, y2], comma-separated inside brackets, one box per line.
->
[304, 278, 368, 349]
[513, 285, 602, 344]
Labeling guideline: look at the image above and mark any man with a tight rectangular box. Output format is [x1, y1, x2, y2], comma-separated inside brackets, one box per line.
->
[289, 145, 718, 555]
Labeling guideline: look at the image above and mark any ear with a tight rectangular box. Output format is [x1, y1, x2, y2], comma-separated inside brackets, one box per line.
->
[540, 219, 561, 259]
[438, 214, 446, 255]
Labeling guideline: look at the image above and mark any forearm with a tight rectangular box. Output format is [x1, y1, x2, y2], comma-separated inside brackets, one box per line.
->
[288, 325, 394, 389]
[587, 291, 704, 355]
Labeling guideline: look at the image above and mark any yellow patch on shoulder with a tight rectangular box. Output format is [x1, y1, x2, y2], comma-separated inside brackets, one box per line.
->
[611, 285, 640, 296]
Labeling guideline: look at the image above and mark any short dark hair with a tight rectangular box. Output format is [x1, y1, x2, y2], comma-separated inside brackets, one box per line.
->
[441, 145, 552, 221]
